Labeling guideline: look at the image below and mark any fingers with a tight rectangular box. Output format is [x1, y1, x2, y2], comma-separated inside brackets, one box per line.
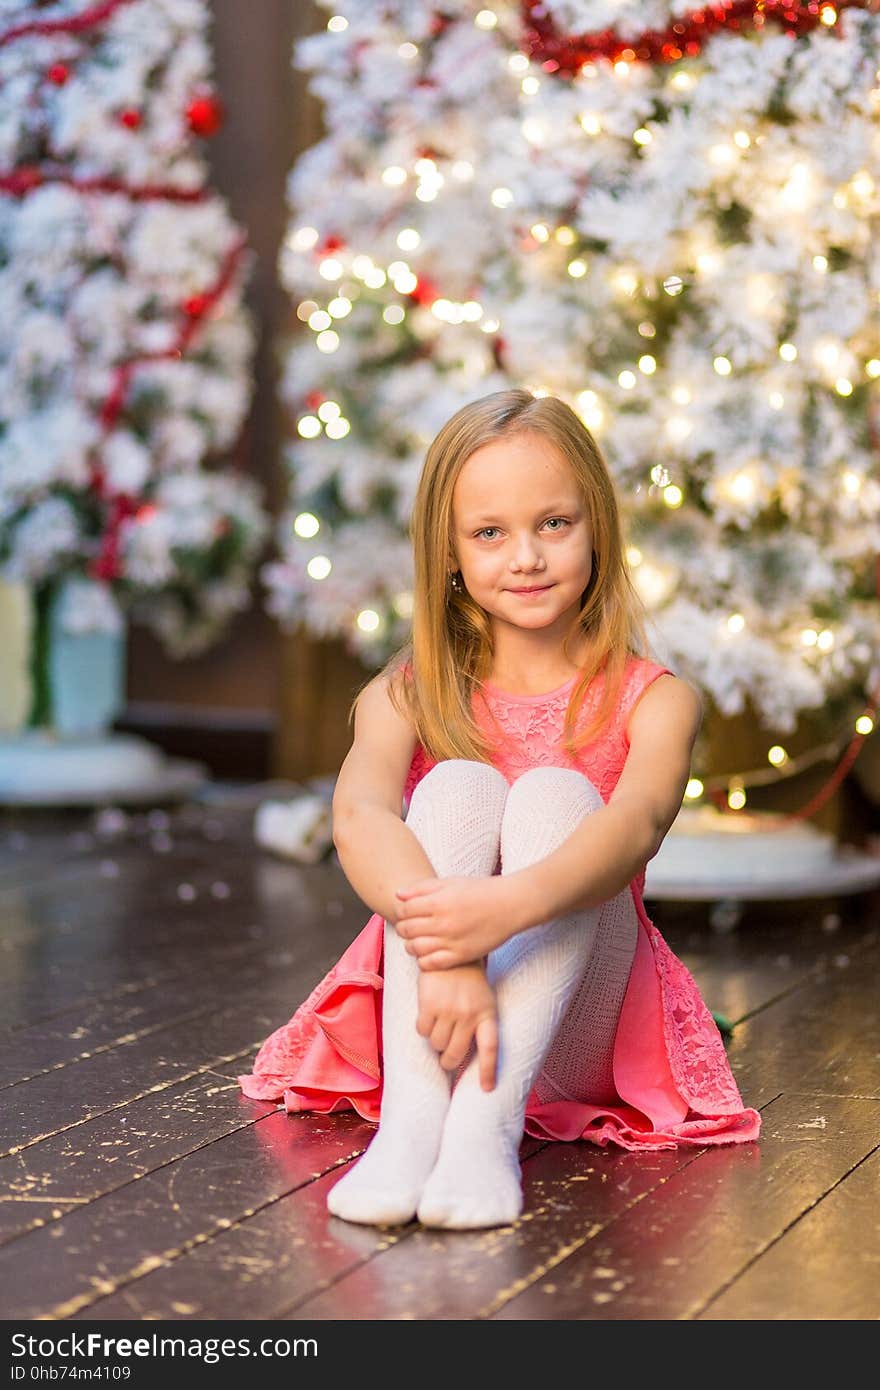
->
[439, 1020, 473, 1073]
[475, 1014, 499, 1092]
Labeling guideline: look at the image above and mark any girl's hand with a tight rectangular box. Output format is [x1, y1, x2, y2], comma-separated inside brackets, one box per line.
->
[417, 963, 498, 1091]
[393, 873, 516, 970]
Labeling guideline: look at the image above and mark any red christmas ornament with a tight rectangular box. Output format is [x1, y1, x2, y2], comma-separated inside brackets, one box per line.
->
[119, 108, 142, 130]
[47, 63, 70, 86]
[304, 390, 325, 410]
[183, 292, 209, 318]
[410, 275, 439, 306]
[320, 234, 345, 254]
[186, 93, 224, 137]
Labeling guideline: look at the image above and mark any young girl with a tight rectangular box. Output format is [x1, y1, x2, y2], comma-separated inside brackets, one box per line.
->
[239, 389, 761, 1231]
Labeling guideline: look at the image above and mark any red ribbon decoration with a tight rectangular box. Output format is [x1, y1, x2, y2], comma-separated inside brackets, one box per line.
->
[0, 0, 139, 48]
[520, 0, 874, 71]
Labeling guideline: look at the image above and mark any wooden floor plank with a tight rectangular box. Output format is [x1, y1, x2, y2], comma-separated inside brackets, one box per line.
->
[0, 1109, 373, 1320]
[285, 1143, 702, 1320]
[701, 1144, 880, 1319]
[493, 1093, 879, 1319]
[0, 960, 347, 1157]
[725, 935, 880, 1109]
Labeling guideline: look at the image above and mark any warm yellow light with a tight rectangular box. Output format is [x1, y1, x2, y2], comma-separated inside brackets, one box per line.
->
[328, 15, 348, 32]
[618, 370, 637, 389]
[316, 401, 340, 422]
[294, 512, 320, 538]
[638, 321, 656, 338]
[491, 187, 513, 208]
[296, 299, 318, 322]
[398, 42, 418, 60]
[383, 305, 405, 324]
[768, 745, 788, 767]
[633, 128, 652, 146]
[356, 609, 381, 632]
[671, 72, 694, 91]
[316, 330, 340, 353]
[530, 223, 550, 242]
[308, 309, 331, 331]
[734, 130, 751, 149]
[397, 228, 421, 250]
[665, 417, 692, 443]
[708, 143, 736, 168]
[813, 254, 828, 272]
[663, 275, 684, 296]
[613, 269, 639, 295]
[801, 628, 819, 646]
[638, 355, 656, 374]
[664, 485, 684, 508]
[856, 715, 874, 735]
[728, 785, 747, 810]
[713, 356, 732, 376]
[522, 76, 540, 95]
[727, 613, 746, 633]
[326, 417, 350, 439]
[626, 545, 642, 566]
[769, 392, 785, 409]
[555, 225, 576, 244]
[319, 257, 343, 281]
[297, 415, 321, 438]
[866, 359, 880, 378]
[817, 629, 834, 651]
[579, 112, 602, 135]
[835, 378, 853, 396]
[779, 342, 798, 362]
[292, 226, 319, 251]
[685, 778, 703, 800]
[842, 470, 861, 495]
[820, 5, 838, 25]
[475, 9, 498, 29]
[328, 296, 352, 318]
[382, 166, 407, 186]
[728, 470, 757, 502]
[614, 60, 630, 76]
[671, 386, 691, 405]
[568, 259, 587, 278]
[508, 53, 529, 74]
[307, 555, 332, 579]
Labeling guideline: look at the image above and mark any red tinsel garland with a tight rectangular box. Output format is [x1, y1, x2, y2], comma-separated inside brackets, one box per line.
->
[0, 166, 208, 201]
[520, 0, 875, 70]
[0, 0, 139, 48]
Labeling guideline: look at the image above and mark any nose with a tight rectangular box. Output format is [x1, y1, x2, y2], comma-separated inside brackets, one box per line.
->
[510, 536, 546, 574]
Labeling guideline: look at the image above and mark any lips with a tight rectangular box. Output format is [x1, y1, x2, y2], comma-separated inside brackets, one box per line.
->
[509, 584, 553, 594]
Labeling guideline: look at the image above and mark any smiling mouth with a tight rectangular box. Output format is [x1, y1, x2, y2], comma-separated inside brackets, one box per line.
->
[508, 584, 553, 594]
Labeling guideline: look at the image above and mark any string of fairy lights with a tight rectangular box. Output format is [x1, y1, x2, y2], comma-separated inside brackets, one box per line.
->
[284, 5, 879, 821]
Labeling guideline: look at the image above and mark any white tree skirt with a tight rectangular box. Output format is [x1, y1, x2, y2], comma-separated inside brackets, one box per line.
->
[0, 731, 207, 806]
[644, 805, 880, 901]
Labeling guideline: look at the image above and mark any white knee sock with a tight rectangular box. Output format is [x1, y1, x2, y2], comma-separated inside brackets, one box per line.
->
[417, 768, 604, 1230]
[327, 759, 509, 1225]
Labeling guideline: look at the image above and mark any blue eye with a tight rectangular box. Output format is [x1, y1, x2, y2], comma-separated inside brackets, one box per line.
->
[475, 518, 570, 540]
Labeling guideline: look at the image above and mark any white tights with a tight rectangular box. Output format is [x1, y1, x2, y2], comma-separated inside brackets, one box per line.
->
[326, 759, 640, 1230]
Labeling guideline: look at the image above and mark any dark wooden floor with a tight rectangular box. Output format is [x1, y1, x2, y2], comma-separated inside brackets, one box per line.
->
[1, 789, 878, 1321]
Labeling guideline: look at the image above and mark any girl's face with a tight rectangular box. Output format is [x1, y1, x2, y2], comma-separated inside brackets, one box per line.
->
[450, 430, 593, 639]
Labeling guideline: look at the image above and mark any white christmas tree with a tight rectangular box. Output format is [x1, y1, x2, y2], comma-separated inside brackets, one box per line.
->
[267, 0, 880, 738]
[0, 0, 269, 662]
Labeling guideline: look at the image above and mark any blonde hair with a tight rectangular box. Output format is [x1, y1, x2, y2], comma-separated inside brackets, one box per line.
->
[351, 388, 653, 763]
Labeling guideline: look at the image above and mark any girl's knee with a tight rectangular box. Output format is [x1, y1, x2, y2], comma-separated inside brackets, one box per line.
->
[507, 765, 603, 816]
[408, 758, 508, 813]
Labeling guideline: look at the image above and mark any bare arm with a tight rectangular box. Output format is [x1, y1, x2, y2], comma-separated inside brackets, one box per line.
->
[505, 675, 703, 930]
[333, 804, 438, 929]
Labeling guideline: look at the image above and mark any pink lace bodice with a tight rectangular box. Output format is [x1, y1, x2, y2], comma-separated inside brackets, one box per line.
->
[403, 655, 675, 895]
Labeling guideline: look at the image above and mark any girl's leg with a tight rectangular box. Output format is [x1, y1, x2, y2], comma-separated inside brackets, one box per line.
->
[327, 759, 509, 1225]
[532, 882, 639, 1106]
[417, 767, 606, 1231]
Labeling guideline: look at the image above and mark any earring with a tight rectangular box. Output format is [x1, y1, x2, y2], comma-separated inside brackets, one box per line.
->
[449, 570, 463, 594]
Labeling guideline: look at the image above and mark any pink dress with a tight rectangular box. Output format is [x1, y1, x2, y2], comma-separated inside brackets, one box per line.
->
[238, 656, 761, 1152]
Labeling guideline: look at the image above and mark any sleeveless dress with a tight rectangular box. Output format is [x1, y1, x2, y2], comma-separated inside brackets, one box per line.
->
[238, 656, 761, 1152]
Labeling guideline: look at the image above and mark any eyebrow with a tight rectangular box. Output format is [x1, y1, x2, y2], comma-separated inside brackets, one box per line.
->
[462, 503, 580, 525]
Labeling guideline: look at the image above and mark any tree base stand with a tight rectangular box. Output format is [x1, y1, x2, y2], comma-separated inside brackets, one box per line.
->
[0, 731, 208, 807]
